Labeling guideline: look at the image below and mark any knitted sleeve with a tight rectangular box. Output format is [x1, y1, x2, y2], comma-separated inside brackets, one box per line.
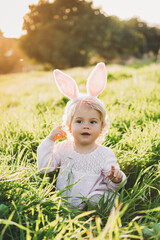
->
[37, 137, 63, 174]
[101, 147, 127, 191]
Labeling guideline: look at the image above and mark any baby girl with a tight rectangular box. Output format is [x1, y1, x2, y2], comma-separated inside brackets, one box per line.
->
[37, 63, 126, 208]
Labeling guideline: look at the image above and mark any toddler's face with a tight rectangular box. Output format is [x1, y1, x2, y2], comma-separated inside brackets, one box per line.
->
[70, 104, 102, 147]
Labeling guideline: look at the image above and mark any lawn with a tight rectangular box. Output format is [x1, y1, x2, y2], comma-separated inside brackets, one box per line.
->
[0, 62, 160, 239]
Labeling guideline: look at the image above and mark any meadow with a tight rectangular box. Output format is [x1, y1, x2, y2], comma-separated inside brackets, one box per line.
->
[0, 61, 160, 239]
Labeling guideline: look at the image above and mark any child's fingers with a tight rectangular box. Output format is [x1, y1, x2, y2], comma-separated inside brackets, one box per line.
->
[60, 130, 67, 138]
[58, 129, 67, 138]
[111, 165, 115, 174]
[113, 169, 118, 177]
[107, 170, 113, 179]
[107, 171, 111, 178]
[58, 125, 65, 129]
[58, 126, 67, 137]
[56, 129, 66, 139]
[49, 126, 67, 141]
[54, 133, 65, 141]
[113, 169, 123, 182]
[107, 166, 115, 179]
[111, 165, 115, 171]
[107, 167, 123, 182]
[114, 169, 122, 178]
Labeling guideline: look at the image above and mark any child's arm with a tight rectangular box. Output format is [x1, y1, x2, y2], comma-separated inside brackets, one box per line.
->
[102, 148, 127, 190]
[37, 126, 66, 174]
[102, 165, 126, 192]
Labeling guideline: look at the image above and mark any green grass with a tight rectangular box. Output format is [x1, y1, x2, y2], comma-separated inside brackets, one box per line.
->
[0, 62, 160, 239]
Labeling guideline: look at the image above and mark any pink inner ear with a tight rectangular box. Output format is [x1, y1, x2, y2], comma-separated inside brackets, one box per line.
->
[54, 70, 79, 99]
[87, 62, 107, 97]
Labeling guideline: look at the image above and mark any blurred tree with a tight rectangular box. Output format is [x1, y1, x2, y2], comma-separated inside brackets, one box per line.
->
[126, 18, 160, 55]
[20, 1, 160, 67]
[140, 26, 160, 55]
[121, 19, 146, 57]
[93, 16, 126, 60]
[91, 16, 145, 61]
[21, 0, 107, 68]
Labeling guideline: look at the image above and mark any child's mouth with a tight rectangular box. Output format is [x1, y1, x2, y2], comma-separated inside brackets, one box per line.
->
[81, 132, 90, 136]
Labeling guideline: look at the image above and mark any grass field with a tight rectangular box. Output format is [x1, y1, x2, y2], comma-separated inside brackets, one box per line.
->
[0, 61, 160, 239]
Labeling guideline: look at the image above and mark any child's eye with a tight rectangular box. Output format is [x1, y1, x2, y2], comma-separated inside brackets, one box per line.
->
[76, 120, 82, 123]
[90, 120, 97, 124]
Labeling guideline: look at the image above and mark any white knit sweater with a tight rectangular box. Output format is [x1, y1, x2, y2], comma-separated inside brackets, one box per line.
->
[37, 138, 126, 206]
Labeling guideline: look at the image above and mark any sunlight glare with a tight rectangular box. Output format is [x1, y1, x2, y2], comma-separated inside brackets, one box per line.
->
[4, 49, 13, 57]
[0, 0, 39, 38]
[92, 0, 160, 26]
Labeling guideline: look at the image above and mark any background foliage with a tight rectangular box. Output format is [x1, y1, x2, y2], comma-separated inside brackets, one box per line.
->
[20, 0, 160, 68]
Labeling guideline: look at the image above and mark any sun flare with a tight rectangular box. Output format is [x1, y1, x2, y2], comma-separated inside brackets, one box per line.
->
[0, 0, 39, 38]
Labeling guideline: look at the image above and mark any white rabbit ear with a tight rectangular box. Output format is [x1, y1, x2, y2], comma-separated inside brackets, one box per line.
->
[87, 62, 107, 97]
[53, 70, 79, 99]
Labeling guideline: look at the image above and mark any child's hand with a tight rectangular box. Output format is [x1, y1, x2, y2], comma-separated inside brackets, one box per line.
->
[48, 126, 67, 142]
[107, 166, 123, 183]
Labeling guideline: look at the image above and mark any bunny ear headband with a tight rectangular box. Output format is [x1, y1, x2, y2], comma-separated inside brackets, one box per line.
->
[53, 62, 107, 100]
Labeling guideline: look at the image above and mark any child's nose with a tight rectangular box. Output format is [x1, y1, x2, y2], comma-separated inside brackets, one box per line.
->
[83, 122, 89, 128]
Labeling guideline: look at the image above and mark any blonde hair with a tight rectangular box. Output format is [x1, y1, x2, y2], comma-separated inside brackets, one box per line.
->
[62, 96, 108, 136]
